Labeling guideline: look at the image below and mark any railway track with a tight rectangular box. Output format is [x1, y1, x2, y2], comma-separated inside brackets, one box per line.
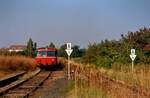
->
[0, 69, 52, 98]
[0, 71, 26, 88]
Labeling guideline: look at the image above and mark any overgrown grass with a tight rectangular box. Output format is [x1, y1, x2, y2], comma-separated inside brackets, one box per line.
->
[0, 56, 36, 72]
[70, 59, 150, 90]
[57, 58, 150, 98]
[67, 79, 111, 98]
[63, 80, 75, 95]
[100, 63, 150, 90]
[76, 80, 111, 98]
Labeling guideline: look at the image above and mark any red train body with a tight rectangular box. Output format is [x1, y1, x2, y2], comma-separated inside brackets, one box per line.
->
[34, 48, 57, 68]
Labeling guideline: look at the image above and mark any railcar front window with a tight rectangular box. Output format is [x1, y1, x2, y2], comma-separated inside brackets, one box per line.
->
[37, 51, 47, 57]
[47, 51, 55, 57]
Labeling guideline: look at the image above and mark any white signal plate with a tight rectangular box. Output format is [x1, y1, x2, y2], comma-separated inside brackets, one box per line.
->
[66, 43, 72, 49]
[65, 49, 73, 56]
[130, 54, 136, 61]
[131, 49, 135, 55]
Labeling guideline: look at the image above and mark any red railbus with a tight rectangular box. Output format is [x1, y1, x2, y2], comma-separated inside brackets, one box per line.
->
[34, 48, 57, 68]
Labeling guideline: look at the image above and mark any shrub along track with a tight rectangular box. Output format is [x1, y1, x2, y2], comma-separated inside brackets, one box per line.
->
[0, 70, 52, 98]
[60, 59, 150, 98]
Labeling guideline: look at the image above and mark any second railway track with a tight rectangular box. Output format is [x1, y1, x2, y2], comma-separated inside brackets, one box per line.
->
[0, 71, 52, 98]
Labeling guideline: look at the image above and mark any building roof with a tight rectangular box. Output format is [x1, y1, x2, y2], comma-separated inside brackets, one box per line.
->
[9, 45, 27, 50]
[9, 45, 27, 49]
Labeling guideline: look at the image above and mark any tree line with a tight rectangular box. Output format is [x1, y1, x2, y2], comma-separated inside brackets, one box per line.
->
[1, 27, 150, 68]
[0, 38, 85, 58]
[83, 27, 150, 68]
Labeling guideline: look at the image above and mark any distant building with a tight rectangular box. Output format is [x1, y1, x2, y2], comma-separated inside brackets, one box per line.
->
[8, 45, 27, 52]
[0, 47, 8, 52]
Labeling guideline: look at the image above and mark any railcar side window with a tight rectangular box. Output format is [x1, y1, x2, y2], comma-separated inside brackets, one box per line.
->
[37, 51, 47, 57]
[47, 51, 55, 57]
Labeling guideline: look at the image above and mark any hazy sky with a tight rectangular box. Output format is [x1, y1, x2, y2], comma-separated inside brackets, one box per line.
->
[0, 0, 150, 48]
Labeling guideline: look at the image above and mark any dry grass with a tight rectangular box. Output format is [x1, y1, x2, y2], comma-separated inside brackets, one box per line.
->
[60, 58, 150, 97]
[99, 64, 150, 90]
[0, 56, 36, 72]
[67, 79, 111, 98]
[0, 70, 13, 78]
[70, 60, 150, 90]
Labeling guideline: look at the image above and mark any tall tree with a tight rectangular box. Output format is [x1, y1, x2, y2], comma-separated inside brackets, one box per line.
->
[33, 42, 37, 51]
[48, 42, 55, 48]
[59, 44, 67, 57]
[72, 45, 82, 57]
[27, 38, 34, 57]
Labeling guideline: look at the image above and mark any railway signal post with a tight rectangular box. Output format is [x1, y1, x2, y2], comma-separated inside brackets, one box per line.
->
[65, 43, 73, 80]
[129, 49, 136, 72]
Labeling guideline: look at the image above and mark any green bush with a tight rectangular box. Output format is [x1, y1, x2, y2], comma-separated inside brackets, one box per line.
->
[82, 27, 150, 68]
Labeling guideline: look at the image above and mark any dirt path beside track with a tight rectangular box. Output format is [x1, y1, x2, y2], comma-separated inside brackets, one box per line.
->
[29, 71, 72, 98]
